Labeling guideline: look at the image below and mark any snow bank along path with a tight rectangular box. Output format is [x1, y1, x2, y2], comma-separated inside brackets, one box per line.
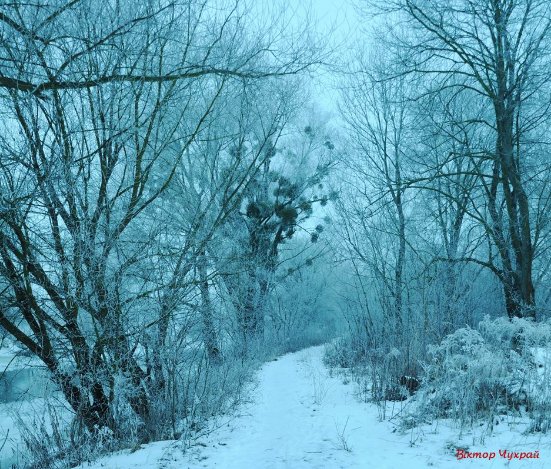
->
[78, 346, 550, 468]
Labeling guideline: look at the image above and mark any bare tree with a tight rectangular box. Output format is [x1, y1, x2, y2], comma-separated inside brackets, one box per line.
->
[339, 52, 412, 348]
[0, 0, 323, 445]
[410, 90, 490, 336]
[217, 112, 336, 355]
[369, 0, 551, 319]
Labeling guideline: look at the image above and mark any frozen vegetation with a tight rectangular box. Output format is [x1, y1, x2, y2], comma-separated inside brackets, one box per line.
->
[72, 346, 551, 468]
[0, 0, 550, 467]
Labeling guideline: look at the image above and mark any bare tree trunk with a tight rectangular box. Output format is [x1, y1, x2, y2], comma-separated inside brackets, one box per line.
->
[198, 251, 221, 363]
[394, 170, 406, 342]
[392, 0, 546, 321]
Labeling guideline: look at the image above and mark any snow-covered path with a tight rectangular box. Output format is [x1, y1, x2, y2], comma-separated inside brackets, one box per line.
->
[78, 346, 550, 469]
[186, 346, 367, 469]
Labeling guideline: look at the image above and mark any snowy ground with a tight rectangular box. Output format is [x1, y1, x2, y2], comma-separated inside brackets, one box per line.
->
[0, 346, 41, 372]
[75, 346, 550, 469]
[0, 345, 57, 468]
[0, 397, 51, 468]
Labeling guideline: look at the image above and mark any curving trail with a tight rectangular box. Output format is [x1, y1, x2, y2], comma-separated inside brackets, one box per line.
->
[78, 346, 550, 469]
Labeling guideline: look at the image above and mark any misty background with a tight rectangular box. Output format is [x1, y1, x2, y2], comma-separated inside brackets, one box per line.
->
[0, 0, 550, 467]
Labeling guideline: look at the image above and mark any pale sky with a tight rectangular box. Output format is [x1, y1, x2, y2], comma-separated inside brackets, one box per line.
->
[266, 0, 353, 118]
[298, 0, 364, 116]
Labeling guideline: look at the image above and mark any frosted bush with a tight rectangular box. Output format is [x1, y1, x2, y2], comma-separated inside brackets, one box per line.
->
[323, 338, 363, 369]
[415, 317, 551, 432]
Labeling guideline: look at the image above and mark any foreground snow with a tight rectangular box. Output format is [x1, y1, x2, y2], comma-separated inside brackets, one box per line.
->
[76, 346, 550, 468]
